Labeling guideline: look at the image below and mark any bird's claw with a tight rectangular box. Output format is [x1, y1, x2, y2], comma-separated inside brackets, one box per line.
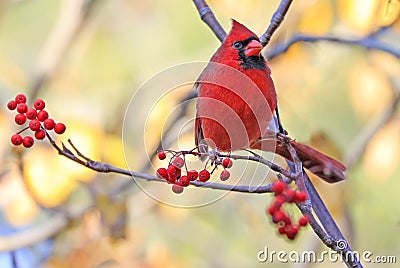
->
[277, 132, 294, 145]
[208, 148, 220, 161]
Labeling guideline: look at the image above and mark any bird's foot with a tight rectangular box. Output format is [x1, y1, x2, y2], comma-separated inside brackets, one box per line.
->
[207, 148, 220, 161]
[276, 132, 294, 145]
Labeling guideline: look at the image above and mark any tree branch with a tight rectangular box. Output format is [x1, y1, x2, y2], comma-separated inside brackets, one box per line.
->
[266, 29, 400, 60]
[260, 0, 293, 47]
[304, 174, 362, 268]
[283, 139, 362, 267]
[192, 0, 226, 42]
[45, 134, 283, 194]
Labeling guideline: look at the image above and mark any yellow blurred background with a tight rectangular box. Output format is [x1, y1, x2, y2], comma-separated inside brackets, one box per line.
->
[0, 0, 399, 267]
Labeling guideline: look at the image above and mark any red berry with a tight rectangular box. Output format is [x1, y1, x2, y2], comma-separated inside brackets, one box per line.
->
[187, 170, 198, 181]
[172, 184, 184, 194]
[11, 134, 23, 145]
[272, 211, 287, 224]
[268, 204, 278, 216]
[16, 103, 28, 113]
[165, 175, 174, 184]
[22, 136, 34, 148]
[287, 233, 297, 240]
[7, 100, 17, 110]
[26, 108, 37, 120]
[34, 130, 46, 140]
[167, 165, 181, 181]
[295, 191, 308, 203]
[286, 225, 298, 240]
[178, 175, 190, 187]
[172, 157, 185, 168]
[272, 181, 286, 194]
[284, 189, 297, 203]
[222, 158, 233, 168]
[273, 195, 286, 208]
[298, 215, 309, 227]
[29, 119, 41, 131]
[33, 99, 45, 110]
[156, 168, 168, 180]
[283, 215, 292, 225]
[37, 110, 49, 121]
[15, 94, 26, 104]
[43, 118, 55, 130]
[157, 151, 166, 160]
[54, 123, 66, 134]
[198, 169, 210, 182]
[15, 114, 26, 125]
[220, 170, 230, 181]
[278, 226, 287, 235]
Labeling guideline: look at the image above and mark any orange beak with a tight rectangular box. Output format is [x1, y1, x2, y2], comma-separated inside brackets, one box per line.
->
[244, 39, 263, 57]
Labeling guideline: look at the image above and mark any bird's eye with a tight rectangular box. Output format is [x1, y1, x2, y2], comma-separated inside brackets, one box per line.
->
[233, 41, 243, 49]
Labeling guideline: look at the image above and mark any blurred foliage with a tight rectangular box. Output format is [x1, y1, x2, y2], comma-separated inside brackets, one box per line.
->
[0, 0, 399, 267]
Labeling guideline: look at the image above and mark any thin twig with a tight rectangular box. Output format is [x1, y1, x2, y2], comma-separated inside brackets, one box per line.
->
[46, 133, 280, 193]
[192, 0, 226, 42]
[280, 139, 358, 265]
[283, 151, 362, 268]
[219, 151, 297, 180]
[267, 31, 400, 60]
[260, 0, 293, 47]
[296, 202, 335, 249]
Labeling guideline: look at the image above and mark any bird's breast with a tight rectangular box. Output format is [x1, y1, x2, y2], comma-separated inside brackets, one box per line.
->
[196, 63, 277, 151]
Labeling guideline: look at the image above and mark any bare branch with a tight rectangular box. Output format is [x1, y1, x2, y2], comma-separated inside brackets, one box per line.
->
[46, 133, 281, 193]
[267, 30, 400, 60]
[303, 174, 362, 268]
[192, 0, 226, 42]
[260, 0, 293, 47]
[219, 151, 297, 180]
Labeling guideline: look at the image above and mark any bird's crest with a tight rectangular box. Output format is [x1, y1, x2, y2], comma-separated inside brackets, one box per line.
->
[225, 19, 259, 43]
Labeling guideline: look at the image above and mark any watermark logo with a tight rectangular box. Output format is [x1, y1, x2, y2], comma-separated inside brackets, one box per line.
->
[257, 242, 397, 264]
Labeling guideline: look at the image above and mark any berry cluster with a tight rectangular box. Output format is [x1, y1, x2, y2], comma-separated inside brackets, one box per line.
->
[156, 150, 233, 194]
[7, 94, 66, 148]
[267, 180, 309, 240]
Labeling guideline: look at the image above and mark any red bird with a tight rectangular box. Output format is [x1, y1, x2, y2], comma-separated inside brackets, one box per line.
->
[195, 20, 346, 183]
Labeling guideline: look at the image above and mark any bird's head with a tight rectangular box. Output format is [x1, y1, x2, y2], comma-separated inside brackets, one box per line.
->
[213, 19, 265, 70]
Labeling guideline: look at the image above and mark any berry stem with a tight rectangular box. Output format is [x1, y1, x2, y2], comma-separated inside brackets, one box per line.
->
[16, 126, 30, 135]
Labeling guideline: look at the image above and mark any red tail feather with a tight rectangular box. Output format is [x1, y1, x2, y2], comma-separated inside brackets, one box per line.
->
[276, 140, 346, 183]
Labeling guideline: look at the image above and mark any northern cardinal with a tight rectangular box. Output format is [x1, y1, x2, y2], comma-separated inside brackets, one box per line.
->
[195, 20, 346, 183]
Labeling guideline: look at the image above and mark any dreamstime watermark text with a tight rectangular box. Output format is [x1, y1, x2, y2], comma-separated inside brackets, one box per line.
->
[257, 241, 397, 264]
